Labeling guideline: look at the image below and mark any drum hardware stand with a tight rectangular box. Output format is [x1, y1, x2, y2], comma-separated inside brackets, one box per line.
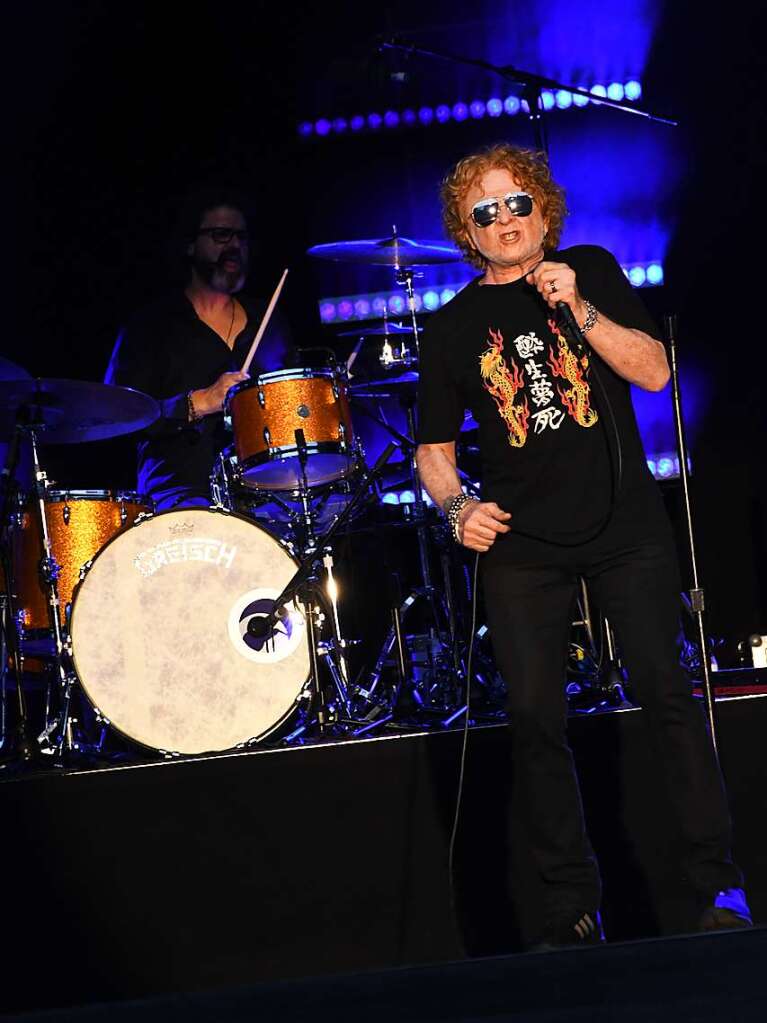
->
[257, 442, 399, 738]
[665, 314, 719, 754]
[0, 423, 43, 766]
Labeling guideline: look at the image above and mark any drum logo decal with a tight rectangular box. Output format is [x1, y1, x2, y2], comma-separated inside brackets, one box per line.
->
[228, 588, 306, 664]
[134, 539, 237, 577]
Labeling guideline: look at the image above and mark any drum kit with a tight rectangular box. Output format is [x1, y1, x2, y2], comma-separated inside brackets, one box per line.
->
[0, 235, 511, 769]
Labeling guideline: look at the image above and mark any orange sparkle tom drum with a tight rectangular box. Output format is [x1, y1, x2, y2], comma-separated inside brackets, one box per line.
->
[225, 368, 357, 490]
[13, 489, 151, 637]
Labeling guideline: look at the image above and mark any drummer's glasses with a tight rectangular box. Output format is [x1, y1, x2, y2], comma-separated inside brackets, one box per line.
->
[470, 192, 534, 228]
[197, 227, 250, 245]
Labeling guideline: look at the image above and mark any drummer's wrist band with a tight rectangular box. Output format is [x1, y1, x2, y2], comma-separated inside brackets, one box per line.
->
[444, 493, 478, 544]
[187, 391, 202, 423]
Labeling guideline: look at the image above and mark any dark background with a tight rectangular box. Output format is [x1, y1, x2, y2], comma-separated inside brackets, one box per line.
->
[5, 1, 766, 655]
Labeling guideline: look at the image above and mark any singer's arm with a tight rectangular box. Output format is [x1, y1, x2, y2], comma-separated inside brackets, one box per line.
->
[526, 260, 670, 392]
[416, 441, 511, 552]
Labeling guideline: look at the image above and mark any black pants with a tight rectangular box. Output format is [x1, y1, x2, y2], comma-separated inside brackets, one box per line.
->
[482, 487, 743, 923]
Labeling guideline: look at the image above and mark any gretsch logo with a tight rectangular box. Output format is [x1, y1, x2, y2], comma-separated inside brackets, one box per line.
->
[134, 538, 237, 578]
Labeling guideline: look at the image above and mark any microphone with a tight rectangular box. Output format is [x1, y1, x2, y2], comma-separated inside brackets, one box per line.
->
[555, 300, 587, 359]
[247, 605, 288, 639]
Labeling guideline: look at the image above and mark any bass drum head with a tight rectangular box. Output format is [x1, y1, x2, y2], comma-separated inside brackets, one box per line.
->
[69, 508, 310, 755]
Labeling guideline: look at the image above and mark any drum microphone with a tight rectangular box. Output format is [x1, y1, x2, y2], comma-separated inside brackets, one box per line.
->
[247, 605, 289, 640]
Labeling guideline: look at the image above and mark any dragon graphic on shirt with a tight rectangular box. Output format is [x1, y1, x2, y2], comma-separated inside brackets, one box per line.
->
[546, 319, 598, 428]
[479, 328, 530, 448]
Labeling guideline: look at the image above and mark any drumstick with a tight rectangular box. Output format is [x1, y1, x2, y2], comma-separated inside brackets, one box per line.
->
[240, 268, 289, 375]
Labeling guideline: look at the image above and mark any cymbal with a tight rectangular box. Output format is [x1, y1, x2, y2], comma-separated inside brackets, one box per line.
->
[0, 379, 160, 444]
[338, 323, 421, 337]
[0, 356, 32, 381]
[307, 236, 461, 267]
[349, 370, 420, 395]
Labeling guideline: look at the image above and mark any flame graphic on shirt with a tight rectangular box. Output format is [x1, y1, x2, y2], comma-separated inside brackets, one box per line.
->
[479, 328, 530, 448]
[546, 321, 598, 428]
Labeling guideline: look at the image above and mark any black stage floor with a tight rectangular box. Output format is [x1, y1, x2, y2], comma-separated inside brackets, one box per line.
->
[6, 928, 767, 1022]
[1, 695, 765, 1016]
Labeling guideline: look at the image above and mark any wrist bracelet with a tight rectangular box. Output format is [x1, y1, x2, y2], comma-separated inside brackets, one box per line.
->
[186, 391, 202, 423]
[579, 300, 598, 335]
[444, 493, 478, 544]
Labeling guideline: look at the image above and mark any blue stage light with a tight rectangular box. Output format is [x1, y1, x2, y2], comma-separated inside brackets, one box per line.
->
[332, 117, 348, 133]
[337, 300, 354, 320]
[541, 90, 555, 111]
[298, 122, 313, 137]
[607, 82, 624, 101]
[402, 108, 417, 126]
[319, 302, 336, 323]
[367, 112, 382, 130]
[646, 459, 657, 477]
[381, 492, 400, 506]
[590, 84, 607, 105]
[399, 490, 415, 505]
[388, 295, 406, 314]
[572, 90, 589, 108]
[646, 263, 664, 285]
[436, 104, 452, 123]
[487, 97, 503, 117]
[423, 290, 440, 311]
[469, 100, 486, 119]
[372, 297, 387, 315]
[628, 266, 646, 286]
[452, 102, 469, 121]
[440, 288, 457, 306]
[354, 299, 371, 318]
[504, 95, 520, 115]
[384, 110, 399, 128]
[624, 80, 642, 100]
[418, 106, 434, 125]
[350, 115, 365, 132]
[315, 119, 331, 136]
[657, 456, 675, 478]
[555, 90, 573, 109]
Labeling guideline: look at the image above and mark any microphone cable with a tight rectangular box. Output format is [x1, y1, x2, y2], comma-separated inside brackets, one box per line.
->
[447, 549, 481, 938]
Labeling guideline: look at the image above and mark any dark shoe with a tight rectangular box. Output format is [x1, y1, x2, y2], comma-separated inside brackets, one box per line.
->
[699, 888, 753, 931]
[528, 910, 606, 952]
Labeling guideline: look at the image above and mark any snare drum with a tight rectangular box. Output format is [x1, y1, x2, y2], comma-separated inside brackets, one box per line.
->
[13, 489, 151, 637]
[225, 368, 356, 490]
[69, 508, 310, 755]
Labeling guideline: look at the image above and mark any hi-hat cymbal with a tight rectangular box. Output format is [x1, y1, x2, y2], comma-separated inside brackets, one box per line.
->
[0, 379, 160, 443]
[338, 323, 422, 337]
[307, 236, 461, 266]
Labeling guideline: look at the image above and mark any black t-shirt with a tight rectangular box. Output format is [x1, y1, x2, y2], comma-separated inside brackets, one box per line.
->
[105, 291, 291, 508]
[417, 245, 661, 544]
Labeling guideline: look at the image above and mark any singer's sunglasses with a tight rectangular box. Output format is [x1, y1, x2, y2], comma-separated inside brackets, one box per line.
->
[470, 192, 534, 228]
[197, 227, 250, 245]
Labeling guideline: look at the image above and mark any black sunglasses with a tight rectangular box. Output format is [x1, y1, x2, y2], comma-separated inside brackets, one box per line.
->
[197, 227, 250, 244]
[470, 192, 534, 228]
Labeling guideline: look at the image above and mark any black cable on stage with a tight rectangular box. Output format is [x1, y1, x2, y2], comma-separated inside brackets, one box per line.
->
[447, 549, 481, 935]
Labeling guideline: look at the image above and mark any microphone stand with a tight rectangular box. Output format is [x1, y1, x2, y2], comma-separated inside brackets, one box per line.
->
[664, 315, 719, 755]
[379, 38, 677, 156]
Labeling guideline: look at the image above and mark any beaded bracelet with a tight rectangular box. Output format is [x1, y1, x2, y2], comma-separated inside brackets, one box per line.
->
[186, 390, 202, 423]
[444, 493, 479, 544]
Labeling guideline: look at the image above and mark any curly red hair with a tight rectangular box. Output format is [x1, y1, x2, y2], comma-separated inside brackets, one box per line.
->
[440, 143, 567, 270]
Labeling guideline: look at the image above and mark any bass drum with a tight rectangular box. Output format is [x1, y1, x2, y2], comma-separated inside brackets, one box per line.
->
[69, 508, 310, 755]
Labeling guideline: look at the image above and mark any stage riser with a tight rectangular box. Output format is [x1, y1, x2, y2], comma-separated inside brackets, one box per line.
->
[1, 696, 765, 1013]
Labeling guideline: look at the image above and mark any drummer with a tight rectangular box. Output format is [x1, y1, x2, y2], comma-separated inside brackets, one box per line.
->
[105, 188, 292, 509]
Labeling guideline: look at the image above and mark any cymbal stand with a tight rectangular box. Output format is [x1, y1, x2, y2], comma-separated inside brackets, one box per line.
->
[26, 428, 76, 759]
[0, 425, 37, 765]
[394, 265, 422, 362]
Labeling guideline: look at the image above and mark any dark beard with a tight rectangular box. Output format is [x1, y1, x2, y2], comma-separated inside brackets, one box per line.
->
[192, 252, 246, 293]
